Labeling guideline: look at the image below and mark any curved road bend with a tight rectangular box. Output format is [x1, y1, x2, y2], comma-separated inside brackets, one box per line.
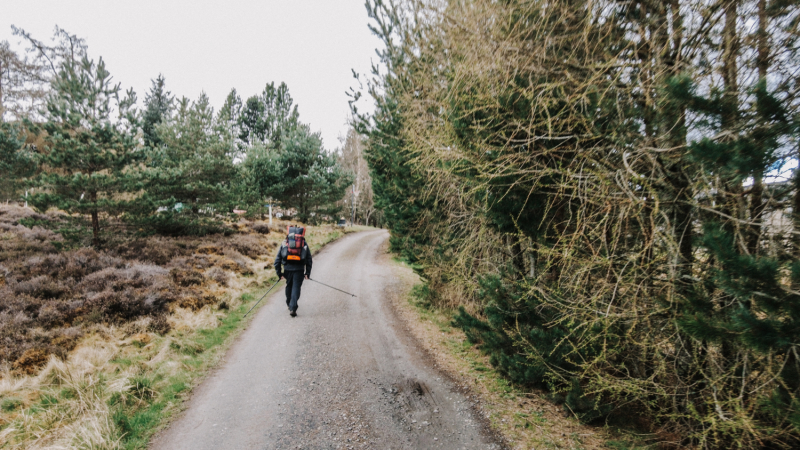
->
[151, 230, 500, 449]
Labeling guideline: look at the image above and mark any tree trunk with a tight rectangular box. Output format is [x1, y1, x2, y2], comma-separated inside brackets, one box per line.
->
[721, 0, 742, 248]
[90, 191, 100, 248]
[511, 235, 525, 278]
[665, 0, 692, 284]
[0, 56, 4, 119]
[794, 159, 800, 267]
[747, 0, 769, 255]
[748, 174, 764, 254]
[722, 0, 739, 131]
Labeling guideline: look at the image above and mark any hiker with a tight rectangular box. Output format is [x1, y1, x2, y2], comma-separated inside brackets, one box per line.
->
[274, 225, 312, 317]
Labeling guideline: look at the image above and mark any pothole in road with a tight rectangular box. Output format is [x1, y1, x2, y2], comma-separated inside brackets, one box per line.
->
[392, 378, 436, 409]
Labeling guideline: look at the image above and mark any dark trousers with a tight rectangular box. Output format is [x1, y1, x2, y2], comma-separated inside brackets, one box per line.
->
[284, 270, 304, 312]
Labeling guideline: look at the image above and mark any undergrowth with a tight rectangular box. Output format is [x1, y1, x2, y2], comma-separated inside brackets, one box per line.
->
[403, 265, 653, 450]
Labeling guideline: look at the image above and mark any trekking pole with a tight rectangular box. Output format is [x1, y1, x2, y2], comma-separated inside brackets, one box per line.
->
[308, 278, 357, 297]
[243, 279, 282, 318]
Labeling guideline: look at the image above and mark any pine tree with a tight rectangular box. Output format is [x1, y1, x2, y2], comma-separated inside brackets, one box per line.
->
[141, 74, 173, 149]
[353, 0, 435, 262]
[30, 54, 139, 247]
[3, 26, 87, 120]
[0, 122, 36, 201]
[667, 0, 800, 429]
[0, 40, 48, 121]
[217, 88, 242, 159]
[237, 82, 299, 149]
[239, 95, 265, 146]
[248, 125, 351, 223]
[136, 93, 236, 235]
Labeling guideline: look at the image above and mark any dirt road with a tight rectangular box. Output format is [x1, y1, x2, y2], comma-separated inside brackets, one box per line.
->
[151, 230, 500, 449]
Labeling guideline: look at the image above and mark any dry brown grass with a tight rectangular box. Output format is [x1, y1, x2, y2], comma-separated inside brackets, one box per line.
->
[204, 267, 229, 287]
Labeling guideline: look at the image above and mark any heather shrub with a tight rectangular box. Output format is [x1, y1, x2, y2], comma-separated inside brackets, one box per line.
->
[195, 244, 223, 255]
[84, 289, 145, 323]
[28, 226, 58, 242]
[50, 327, 83, 351]
[0, 205, 49, 223]
[11, 275, 72, 299]
[0, 240, 183, 369]
[147, 314, 171, 335]
[0, 291, 44, 315]
[170, 267, 204, 286]
[190, 255, 212, 269]
[12, 348, 50, 375]
[247, 221, 271, 234]
[113, 238, 187, 265]
[37, 301, 72, 328]
[176, 290, 217, 311]
[0, 238, 57, 261]
[81, 269, 132, 293]
[226, 233, 267, 258]
[206, 266, 229, 286]
[20, 248, 125, 281]
[0, 310, 34, 338]
[0, 222, 61, 242]
[77, 264, 168, 293]
[143, 287, 178, 310]
[222, 248, 252, 274]
[0, 207, 66, 249]
[0, 203, 280, 377]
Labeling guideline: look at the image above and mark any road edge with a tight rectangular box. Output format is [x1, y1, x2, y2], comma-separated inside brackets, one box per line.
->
[376, 242, 510, 449]
[381, 247, 612, 450]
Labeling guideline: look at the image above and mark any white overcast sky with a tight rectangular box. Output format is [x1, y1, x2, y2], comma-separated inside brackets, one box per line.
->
[1, 0, 382, 150]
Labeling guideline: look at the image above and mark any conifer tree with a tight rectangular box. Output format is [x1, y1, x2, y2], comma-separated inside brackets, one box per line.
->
[248, 125, 351, 223]
[0, 40, 48, 120]
[142, 74, 173, 149]
[30, 54, 139, 247]
[0, 122, 36, 201]
[218, 88, 243, 159]
[238, 81, 299, 149]
[137, 93, 235, 234]
[4, 26, 88, 120]
[352, 0, 435, 261]
[239, 95, 265, 146]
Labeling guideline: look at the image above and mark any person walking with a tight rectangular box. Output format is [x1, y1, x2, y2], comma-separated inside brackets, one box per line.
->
[274, 225, 312, 317]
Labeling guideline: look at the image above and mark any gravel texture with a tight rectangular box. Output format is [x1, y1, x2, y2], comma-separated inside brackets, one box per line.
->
[150, 230, 500, 449]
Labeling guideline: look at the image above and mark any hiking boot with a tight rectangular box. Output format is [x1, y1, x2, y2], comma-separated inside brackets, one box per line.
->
[290, 310, 297, 317]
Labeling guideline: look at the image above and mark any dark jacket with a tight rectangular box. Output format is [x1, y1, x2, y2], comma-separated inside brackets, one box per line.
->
[274, 241, 312, 277]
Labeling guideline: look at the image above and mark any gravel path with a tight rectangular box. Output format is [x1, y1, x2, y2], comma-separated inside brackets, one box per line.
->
[150, 230, 500, 450]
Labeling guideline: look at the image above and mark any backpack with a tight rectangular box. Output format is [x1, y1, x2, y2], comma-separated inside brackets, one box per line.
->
[281, 225, 308, 263]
